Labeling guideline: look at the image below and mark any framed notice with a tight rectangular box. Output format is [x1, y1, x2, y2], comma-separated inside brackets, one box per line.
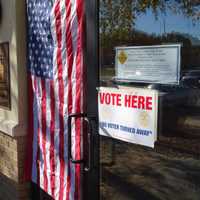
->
[98, 87, 158, 148]
[0, 42, 10, 109]
[115, 44, 181, 84]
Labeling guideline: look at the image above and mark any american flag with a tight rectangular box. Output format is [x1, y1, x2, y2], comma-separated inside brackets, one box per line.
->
[25, 0, 84, 199]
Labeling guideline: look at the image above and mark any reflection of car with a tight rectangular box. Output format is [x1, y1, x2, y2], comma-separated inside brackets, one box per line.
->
[147, 84, 189, 106]
[147, 70, 200, 134]
[147, 69, 200, 107]
[181, 70, 200, 89]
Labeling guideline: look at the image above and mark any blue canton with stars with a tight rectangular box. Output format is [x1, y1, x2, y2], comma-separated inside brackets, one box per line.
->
[27, 0, 54, 79]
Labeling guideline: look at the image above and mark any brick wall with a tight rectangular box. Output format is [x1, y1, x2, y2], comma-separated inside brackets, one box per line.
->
[0, 131, 30, 200]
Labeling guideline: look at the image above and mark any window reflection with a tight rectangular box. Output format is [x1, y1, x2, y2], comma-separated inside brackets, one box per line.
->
[100, 1, 200, 200]
[100, 0, 200, 75]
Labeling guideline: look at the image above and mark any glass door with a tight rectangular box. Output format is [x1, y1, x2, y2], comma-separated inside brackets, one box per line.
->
[99, 1, 200, 200]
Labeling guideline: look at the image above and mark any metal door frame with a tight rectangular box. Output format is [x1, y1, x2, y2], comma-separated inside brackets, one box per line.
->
[83, 0, 99, 200]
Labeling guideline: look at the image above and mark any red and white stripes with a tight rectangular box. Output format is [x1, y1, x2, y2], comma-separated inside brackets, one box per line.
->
[26, 0, 84, 199]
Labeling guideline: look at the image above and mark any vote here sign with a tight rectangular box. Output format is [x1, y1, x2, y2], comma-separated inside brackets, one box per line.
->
[98, 87, 158, 148]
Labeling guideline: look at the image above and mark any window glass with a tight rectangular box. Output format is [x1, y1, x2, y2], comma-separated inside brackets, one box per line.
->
[100, 1, 200, 80]
[99, 1, 200, 200]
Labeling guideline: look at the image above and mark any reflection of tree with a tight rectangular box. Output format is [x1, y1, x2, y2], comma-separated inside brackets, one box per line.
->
[100, 0, 200, 44]
[100, 0, 200, 69]
[101, 28, 200, 69]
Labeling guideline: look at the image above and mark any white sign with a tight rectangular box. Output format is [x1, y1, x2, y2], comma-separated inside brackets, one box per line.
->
[98, 87, 158, 148]
[116, 44, 181, 84]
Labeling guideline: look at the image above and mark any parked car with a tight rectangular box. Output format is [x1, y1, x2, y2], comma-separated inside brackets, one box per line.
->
[181, 69, 200, 89]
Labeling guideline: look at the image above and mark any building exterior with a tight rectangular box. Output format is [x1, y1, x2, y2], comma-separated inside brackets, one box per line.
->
[0, 0, 200, 200]
[0, 0, 29, 199]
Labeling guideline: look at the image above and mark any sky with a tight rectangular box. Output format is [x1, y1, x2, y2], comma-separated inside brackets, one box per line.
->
[135, 9, 200, 40]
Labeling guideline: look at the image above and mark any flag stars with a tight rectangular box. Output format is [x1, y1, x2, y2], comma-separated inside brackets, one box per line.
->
[28, 0, 53, 79]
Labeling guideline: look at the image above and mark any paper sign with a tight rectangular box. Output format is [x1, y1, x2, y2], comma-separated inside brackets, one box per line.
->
[98, 87, 158, 148]
[115, 44, 181, 84]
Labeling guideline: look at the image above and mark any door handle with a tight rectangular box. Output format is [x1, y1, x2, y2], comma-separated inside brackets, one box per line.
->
[68, 113, 96, 172]
[83, 116, 96, 172]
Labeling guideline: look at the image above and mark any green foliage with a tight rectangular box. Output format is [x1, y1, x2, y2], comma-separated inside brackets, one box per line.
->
[100, 0, 200, 70]
[100, 0, 200, 46]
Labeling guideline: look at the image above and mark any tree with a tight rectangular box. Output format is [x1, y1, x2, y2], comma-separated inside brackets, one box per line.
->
[99, 0, 200, 69]
[100, 0, 200, 40]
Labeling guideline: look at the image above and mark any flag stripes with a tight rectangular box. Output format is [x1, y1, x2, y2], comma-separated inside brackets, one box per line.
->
[25, 0, 84, 199]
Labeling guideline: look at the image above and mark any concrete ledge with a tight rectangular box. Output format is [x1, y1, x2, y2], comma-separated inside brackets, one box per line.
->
[0, 119, 27, 137]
